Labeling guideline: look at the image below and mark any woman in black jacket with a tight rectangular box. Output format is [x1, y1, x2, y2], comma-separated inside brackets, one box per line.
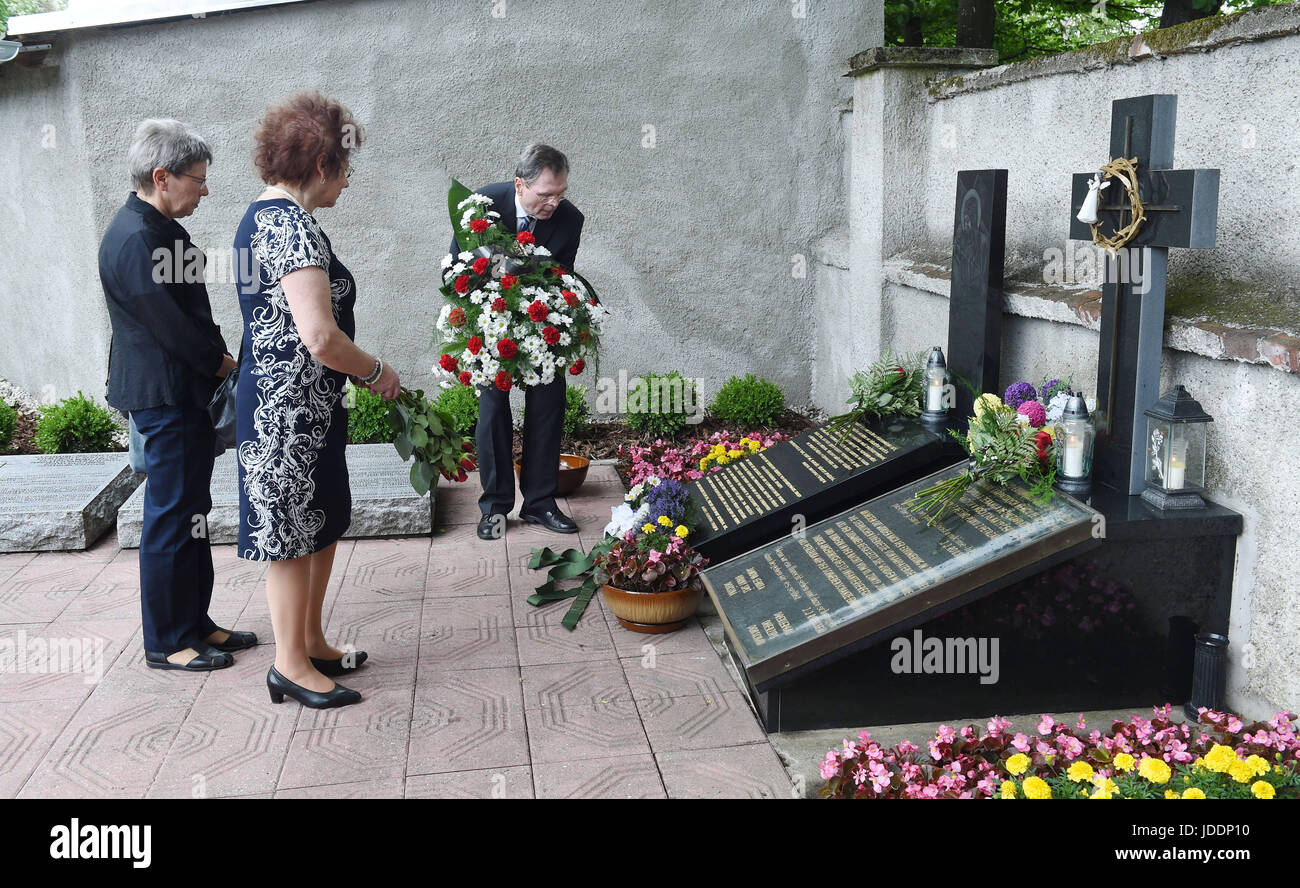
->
[99, 118, 255, 672]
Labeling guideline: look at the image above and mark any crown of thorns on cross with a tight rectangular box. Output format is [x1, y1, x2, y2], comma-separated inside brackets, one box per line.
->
[1081, 156, 1146, 255]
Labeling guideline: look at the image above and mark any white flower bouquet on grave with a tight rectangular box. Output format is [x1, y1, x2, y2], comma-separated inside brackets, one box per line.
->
[434, 180, 609, 394]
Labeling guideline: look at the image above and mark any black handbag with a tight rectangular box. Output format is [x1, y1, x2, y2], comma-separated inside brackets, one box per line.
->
[208, 344, 242, 456]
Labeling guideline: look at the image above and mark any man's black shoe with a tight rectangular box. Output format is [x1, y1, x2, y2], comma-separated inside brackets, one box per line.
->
[477, 513, 507, 540]
[519, 507, 578, 534]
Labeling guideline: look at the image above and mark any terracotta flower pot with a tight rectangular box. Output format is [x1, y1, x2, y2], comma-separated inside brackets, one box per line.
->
[600, 583, 703, 634]
[513, 453, 589, 496]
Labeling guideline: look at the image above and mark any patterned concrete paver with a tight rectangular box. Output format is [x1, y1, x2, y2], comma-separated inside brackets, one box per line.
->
[0, 464, 795, 799]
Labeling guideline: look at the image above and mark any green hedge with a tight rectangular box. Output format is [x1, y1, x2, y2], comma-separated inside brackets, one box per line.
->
[709, 373, 785, 428]
[35, 392, 120, 453]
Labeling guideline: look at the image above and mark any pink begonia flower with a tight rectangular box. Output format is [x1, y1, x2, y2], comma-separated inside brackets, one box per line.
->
[1037, 714, 1055, 736]
[936, 724, 956, 743]
[977, 775, 998, 795]
[1227, 716, 1244, 733]
[1076, 714, 1088, 731]
[920, 784, 940, 799]
[869, 762, 891, 793]
[852, 764, 868, 787]
[897, 740, 918, 757]
[858, 729, 872, 745]
[1012, 733, 1031, 753]
[959, 791, 973, 799]
[1166, 739, 1192, 763]
[928, 740, 945, 761]
[819, 758, 839, 780]
[841, 739, 857, 761]
[865, 744, 884, 761]
[1035, 740, 1054, 757]
[960, 725, 976, 741]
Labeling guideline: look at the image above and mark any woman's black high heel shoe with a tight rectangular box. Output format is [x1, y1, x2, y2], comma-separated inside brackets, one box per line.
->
[310, 650, 368, 676]
[266, 666, 361, 709]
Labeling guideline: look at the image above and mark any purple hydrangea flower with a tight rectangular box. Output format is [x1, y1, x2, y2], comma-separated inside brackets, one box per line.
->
[1040, 378, 1070, 403]
[1004, 382, 1037, 410]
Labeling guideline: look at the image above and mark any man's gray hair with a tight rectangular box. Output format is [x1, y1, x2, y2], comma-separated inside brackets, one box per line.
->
[128, 119, 213, 194]
[515, 143, 568, 185]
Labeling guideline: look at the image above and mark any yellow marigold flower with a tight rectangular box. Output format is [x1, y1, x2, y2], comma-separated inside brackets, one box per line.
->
[699, 456, 713, 470]
[728, 449, 743, 459]
[657, 515, 672, 527]
[1005, 753, 1030, 776]
[1022, 776, 1051, 799]
[1252, 781, 1276, 799]
[1228, 760, 1255, 784]
[747, 440, 760, 452]
[1067, 761, 1095, 783]
[1092, 776, 1118, 795]
[1203, 745, 1236, 773]
[716, 455, 729, 466]
[674, 525, 688, 539]
[1164, 790, 1181, 799]
[1191, 757, 1205, 771]
[1181, 787, 1206, 799]
[1245, 755, 1270, 777]
[1114, 753, 1136, 772]
[739, 437, 752, 447]
[641, 523, 655, 534]
[1000, 780, 1016, 799]
[1089, 788, 1113, 799]
[1138, 757, 1171, 784]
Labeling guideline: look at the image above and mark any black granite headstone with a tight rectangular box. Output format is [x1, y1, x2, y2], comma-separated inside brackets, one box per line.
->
[948, 169, 1007, 427]
[1069, 94, 1220, 495]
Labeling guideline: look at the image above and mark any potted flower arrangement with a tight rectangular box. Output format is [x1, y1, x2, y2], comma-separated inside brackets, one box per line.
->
[595, 477, 708, 633]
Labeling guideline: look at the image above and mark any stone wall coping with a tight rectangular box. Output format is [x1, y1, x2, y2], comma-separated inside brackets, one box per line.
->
[879, 254, 1300, 376]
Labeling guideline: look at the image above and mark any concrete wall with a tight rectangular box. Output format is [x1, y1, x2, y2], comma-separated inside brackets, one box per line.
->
[829, 6, 1300, 720]
[0, 0, 882, 412]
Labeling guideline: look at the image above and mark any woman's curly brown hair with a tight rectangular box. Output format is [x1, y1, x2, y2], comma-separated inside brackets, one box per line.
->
[252, 91, 363, 186]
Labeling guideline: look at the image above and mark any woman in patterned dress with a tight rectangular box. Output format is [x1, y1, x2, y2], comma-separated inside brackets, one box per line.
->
[234, 92, 400, 709]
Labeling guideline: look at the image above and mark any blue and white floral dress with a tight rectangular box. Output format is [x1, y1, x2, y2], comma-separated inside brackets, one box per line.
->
[234, 198, 354, 561]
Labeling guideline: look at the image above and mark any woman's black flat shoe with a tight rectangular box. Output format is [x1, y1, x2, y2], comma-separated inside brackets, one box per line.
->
[267, 666, 361, 709]
[145, 644, 234, 672]
[310, 650, 368, 676]
[206, 627, 258, 652]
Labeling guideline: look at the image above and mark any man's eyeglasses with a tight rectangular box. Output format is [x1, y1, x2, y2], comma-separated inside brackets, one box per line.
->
[523, 180, 566, 205]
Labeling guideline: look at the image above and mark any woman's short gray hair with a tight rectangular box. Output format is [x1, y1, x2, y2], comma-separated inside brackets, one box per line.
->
[515, 143, 568, 185]
[128, 119, 213, 193]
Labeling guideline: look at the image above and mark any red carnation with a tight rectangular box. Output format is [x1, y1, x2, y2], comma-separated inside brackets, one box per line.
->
[460, 457, 476, 472]
[458, 371, 472, 386]
[454, 275, 470, 294]
[447, 307, 466, 328]
[472, 257, 490, 275]
[562, 289, 579, 307]
[1033, 430, 1053, 464]
[550, 266, 567, 277]
[542, 326, 561, 346]
[527, 301, 549, 323]
[466, 335, 483, 355]
[469, 219, 490, 233]
[439, 354, 458, 373]
[491, 297, 508, 313]
[494, 370, 513, 392]
[569, 359, 585, 375]
[461, 441, 474, 452]
[497, 338, 518, 359]
[516, 231, 536, 246]
[500, 274, 518, 290]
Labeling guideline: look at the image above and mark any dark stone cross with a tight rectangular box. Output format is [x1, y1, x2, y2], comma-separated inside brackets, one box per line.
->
[1069, 94, 1219, 496]
[948, 169, 1008, 428]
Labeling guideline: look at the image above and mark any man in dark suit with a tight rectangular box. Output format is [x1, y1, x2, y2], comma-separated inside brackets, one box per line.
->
[449, 144, 583, 540]
[100, 118, 255, 671]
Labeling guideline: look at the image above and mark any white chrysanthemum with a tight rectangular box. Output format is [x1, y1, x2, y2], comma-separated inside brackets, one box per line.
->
[486, 210, 501, 218]
[559, 332, 571, 346]
[458, 251, 474, 262]
[523, 369, 541, 387]
[435, 304, 452, 333]
[533, 245, 551, 257]
[470, 369, 487, 387]
[469, 290, 486, 305]
[440, 254, 453, 270]
[481, 356, 500, 377]
[540, 365, 556, 385]
[457, 193, 493, 209]
[484, 281, 501, 291]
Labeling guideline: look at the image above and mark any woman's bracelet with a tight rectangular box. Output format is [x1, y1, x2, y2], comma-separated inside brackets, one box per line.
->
[360, 358, 383, 386]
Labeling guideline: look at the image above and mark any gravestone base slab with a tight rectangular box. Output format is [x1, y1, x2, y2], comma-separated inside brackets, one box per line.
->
[0, 453, 141, 552]
[117, 443, 433, 548]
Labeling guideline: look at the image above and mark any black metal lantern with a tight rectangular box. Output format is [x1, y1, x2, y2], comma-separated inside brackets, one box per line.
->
[920, 346, 950, 428]
[1141, 385, 1212, 510]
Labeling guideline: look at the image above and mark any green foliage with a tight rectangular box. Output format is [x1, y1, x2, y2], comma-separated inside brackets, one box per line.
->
[884, 0, 1285, 64]
[624, 371, 696, 438]
[563, 384, 590, 438]
[519, 384, 591, 438]
[387, 387, 475, 496]
[829, 352, 924, 439]
[34, 391, 119, 454]
[0, 399, 16, 449]
[708, 374, 785, 429]
[433, 384, 480, 435]
[346, 383, 397, 444]
[1, 0, 65, 35]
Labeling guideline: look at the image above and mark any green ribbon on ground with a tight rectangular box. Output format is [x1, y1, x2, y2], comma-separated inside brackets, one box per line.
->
[526, 538, 614, 630]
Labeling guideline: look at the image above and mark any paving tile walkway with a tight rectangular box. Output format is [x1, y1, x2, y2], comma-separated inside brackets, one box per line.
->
[0, 463, 793, 799]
